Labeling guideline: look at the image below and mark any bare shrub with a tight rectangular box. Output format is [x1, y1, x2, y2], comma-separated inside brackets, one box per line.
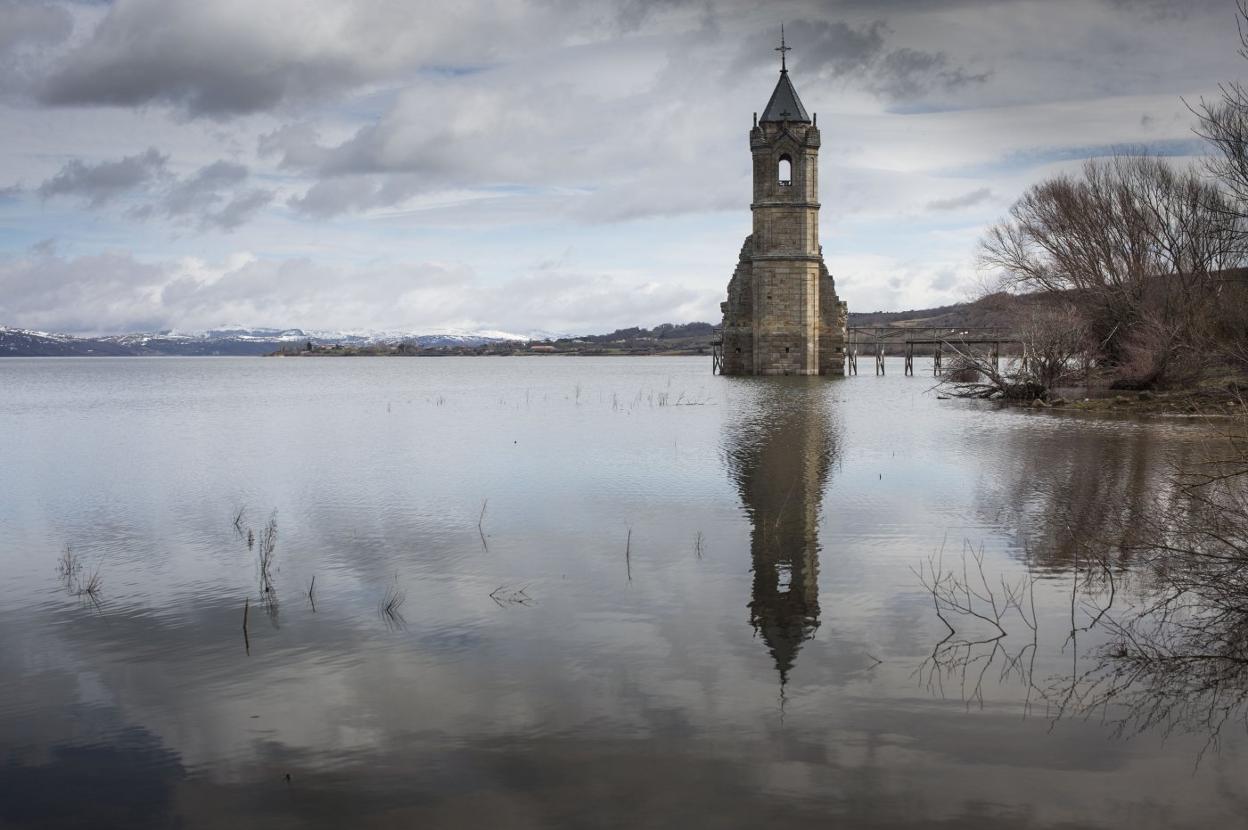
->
[938, 344, 1045, 401]
[1114, 312, 1206, 390]
[379, 578, 407, 627]
[78, 568, 102, 599]
[945, 364, 979, 384]
[257, 511, 278, 586]
[488, 584, 533, 607]
[1213, 276, 1248, 370]
[1017, 302, 1091, 389]
[57, 545, 102, 604]
[57, 546, 81, 582]
[940, 298, 1090, 400]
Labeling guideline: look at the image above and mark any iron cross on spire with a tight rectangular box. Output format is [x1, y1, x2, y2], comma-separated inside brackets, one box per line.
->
[775, 24, 791, 72]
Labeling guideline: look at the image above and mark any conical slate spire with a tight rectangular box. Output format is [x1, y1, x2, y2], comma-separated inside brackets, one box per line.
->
[760, 70, 810, 123]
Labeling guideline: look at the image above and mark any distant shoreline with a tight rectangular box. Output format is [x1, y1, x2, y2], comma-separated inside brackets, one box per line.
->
[267, 347, 709, 358]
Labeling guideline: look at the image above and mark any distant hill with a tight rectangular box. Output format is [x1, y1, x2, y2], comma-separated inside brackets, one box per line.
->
[1, 327, 300, 356]
[1, 298, 1033, 357]
[0, 327, 545, 357]
[848, 293, 1043, 330]
[544, 322, 716, 353]
[0, 328, 135, 356]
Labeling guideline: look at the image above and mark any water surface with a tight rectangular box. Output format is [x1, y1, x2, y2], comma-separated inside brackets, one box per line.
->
[0, 356, 1242, 828]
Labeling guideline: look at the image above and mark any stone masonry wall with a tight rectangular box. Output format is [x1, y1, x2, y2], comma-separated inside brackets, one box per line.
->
[719, 112, 846, 377]
[752, 259, 820, 375]
[817, 262, 847, 376]
[719, 236, 755, 375]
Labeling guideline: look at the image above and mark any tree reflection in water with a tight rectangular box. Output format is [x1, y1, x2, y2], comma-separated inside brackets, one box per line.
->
[1078, 442, 1248, 747]
[921, 413, 1248, 751]
[916, 541, 1041, 713]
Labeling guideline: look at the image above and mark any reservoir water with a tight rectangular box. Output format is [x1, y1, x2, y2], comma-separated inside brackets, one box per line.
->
[1, 356, 1244, 828]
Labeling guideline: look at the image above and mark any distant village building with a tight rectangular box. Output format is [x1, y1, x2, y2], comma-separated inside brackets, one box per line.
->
[719, 31, 847, 376]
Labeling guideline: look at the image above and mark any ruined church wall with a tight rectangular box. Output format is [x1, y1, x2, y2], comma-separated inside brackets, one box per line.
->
[818, 267, 847, 376]
[719, 236, 755, 375]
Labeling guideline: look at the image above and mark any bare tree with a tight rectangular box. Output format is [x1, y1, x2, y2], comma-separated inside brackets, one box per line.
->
[1194, 0, 1248, 370]
[1195, 0, 1248, 223]
[980, 154, 1242, 387]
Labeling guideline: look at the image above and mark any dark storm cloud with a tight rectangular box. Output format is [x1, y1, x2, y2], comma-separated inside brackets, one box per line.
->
[31, 0, 594, 119]
[17, 0, 1229, 122]
[36, 0, 370, 117]
[36, 147, 168, 206]
[868, 47, 991, 99]
[737, 18, 990, 102]
[791, 20, 889, 77]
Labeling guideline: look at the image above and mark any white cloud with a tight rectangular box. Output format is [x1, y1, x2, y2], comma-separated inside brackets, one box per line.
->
[0, 0, 1241, 327]
[0, 247, 710, 335]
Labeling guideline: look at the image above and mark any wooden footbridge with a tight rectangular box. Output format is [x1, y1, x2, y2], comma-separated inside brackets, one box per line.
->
[710, 326, 1020, 376]
[846, 326, 1019, 376]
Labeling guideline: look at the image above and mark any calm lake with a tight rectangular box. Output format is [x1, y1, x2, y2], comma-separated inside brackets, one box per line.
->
[1, 356, 1244, 828]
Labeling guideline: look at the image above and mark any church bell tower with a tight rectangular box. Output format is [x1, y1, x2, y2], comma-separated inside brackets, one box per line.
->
[720, 28, 846, 376]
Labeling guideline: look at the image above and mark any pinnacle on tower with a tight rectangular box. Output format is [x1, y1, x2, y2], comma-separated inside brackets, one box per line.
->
[760, 27, 811, 123]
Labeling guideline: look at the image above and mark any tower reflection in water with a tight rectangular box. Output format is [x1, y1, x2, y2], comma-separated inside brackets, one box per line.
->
[724, 378, 838, 683]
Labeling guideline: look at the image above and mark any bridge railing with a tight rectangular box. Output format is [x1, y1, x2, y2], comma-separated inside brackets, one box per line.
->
[845, 325, 1021, 377]
[709, 325, 1021, 377]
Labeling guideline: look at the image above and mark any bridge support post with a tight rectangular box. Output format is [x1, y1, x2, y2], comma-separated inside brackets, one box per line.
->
[844, 326, 1019, 380]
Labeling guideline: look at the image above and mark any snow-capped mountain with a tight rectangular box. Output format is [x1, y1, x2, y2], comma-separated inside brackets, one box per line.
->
[0, 325, 565, 356]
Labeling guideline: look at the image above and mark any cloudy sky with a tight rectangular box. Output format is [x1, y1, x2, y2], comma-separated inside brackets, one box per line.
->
[0, 0, 1242, 335]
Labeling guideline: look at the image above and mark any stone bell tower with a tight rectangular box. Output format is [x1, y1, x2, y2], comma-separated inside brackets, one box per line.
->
[720, 28, 847, 376]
